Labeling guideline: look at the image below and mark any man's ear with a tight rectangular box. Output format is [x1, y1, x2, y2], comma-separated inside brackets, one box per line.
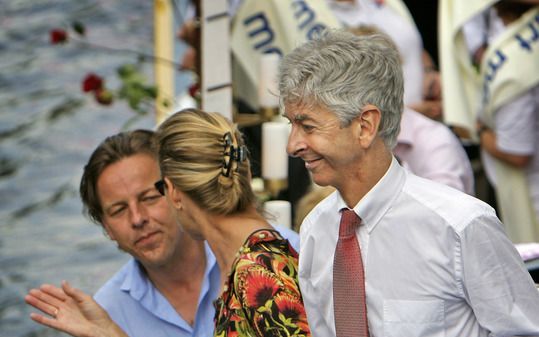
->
[165, 177, 183, 210]
[356, 104, 381, 148]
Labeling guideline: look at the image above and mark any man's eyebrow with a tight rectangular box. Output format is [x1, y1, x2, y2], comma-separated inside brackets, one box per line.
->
[103, 186, 157, 210]
[283, 113, 311, 122]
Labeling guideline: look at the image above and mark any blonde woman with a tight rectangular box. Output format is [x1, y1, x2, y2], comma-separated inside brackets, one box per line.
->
[155, 109, 310, 337]
[25, 109, 310, 337]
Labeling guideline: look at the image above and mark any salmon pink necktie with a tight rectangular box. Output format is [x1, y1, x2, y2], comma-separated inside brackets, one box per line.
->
[333, 208, 369, 337]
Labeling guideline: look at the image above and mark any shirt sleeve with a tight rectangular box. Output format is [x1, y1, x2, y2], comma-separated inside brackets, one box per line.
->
[234, 254, 311, 337]
[459, 214, 539, 334]
[494, 90, 537, 156]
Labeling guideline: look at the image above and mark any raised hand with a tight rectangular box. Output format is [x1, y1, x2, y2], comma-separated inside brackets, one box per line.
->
[25, 280, 128, 337]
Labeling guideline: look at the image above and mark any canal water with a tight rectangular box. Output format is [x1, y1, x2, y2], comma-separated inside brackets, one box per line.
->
[0, 1, 189, 336]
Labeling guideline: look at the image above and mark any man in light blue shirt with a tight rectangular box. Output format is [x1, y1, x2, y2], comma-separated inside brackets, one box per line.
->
[80, 129, 299, 337]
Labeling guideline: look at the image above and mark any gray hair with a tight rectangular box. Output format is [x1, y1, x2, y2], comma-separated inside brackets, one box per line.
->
[278, 29, 403, 148]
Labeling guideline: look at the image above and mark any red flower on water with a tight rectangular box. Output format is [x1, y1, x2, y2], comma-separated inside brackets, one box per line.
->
[82, 73, 103, 92]
[188, 82, 199, 98]
[50, 29, 68, 44]
[241, 267, 281, 308]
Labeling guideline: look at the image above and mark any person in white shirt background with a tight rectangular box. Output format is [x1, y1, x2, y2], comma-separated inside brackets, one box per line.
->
[468, 2, 539, 239]
[279, 29, 539, 337]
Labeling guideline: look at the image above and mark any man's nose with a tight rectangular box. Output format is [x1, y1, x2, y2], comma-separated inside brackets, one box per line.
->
[287, 126, 306, 158]
[130, 204, 148, 229]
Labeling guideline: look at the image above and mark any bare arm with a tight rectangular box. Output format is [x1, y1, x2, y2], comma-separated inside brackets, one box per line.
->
[477, 123, 532, 168]
[25, 281, 129, 337]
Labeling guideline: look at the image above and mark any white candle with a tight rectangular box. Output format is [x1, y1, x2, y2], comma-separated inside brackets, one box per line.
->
[262, 122, 290, 180]
[264, 200, 292, 229]
[258, 53, 280, 108]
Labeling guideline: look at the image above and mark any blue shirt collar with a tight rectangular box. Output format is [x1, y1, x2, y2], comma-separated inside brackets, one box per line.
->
[119, 242, 219, 331]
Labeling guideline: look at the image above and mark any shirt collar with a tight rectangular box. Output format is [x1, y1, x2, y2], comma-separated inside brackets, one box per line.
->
[335, 156, 405, 233]
[121, 241, 217, 298]
[120, 258, 147, 299]
[119, 243, 219, 329]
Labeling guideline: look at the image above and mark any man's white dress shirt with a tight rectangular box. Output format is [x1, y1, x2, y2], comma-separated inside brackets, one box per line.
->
[299, 157, 539, 337]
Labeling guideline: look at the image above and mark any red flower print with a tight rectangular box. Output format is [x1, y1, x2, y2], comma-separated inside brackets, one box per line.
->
[274, 293, 311, 333]
[50, 29, 68, 44]
[82, 73, 103, 92]
[226, 329, 239, 337]
[279, 273, 301, 298]
[274, 293, 304, 319]
[241, 267, 281, 308]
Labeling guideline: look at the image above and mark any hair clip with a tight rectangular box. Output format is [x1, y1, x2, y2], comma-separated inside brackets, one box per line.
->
[221, 132, 247, 177]
[230, 145, 247, 163]
[222, 132, 234, 177]
[223, 132, 233, 150]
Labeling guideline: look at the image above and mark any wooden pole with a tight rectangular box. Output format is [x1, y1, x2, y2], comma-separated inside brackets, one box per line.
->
[154, 0, 175, 125]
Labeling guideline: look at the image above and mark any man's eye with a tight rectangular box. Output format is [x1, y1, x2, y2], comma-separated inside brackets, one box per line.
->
[142, 194, 162, 203]
[302, 124, 315, 132]
[110, 206, 126, 217]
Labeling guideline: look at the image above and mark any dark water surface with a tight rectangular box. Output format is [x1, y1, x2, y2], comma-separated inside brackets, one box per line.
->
[0, 1, 167, 336]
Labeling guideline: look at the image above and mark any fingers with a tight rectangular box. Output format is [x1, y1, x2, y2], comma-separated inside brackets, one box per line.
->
[41, 283, 69, 301]
[25, 292, 54, 317]
[29, 311, 65, 331]
[25, 285, 65, 318]
[61, 280, 89, 303]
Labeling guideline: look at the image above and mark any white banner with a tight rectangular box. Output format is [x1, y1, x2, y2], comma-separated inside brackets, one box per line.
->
[231, 0, 342, 110]
[438, 0, 496, 136]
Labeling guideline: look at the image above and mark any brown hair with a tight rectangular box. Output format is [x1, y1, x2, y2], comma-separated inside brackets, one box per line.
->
[79, 129, 156, 225]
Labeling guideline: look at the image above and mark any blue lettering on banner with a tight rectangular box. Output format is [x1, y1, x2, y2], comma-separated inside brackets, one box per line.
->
[484, 50, 507, 83]
[242, 0, 330, 55]
[293, 1, 315, 29]
[482, 13, 539, 104]
[292, 0, 329, 39]
[514, 14, 539, 52]
[482, 50, 506, 104]
[244, 13, 282, 54]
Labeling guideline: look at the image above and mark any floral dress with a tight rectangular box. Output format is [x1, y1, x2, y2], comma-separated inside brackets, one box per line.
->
[213, 229, 311, 337]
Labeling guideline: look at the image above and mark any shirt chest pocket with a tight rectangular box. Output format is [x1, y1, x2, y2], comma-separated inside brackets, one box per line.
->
[383, 299, 445, 337]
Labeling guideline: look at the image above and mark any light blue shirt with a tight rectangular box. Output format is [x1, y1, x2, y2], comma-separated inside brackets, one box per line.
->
[94, 225, 299, 337]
